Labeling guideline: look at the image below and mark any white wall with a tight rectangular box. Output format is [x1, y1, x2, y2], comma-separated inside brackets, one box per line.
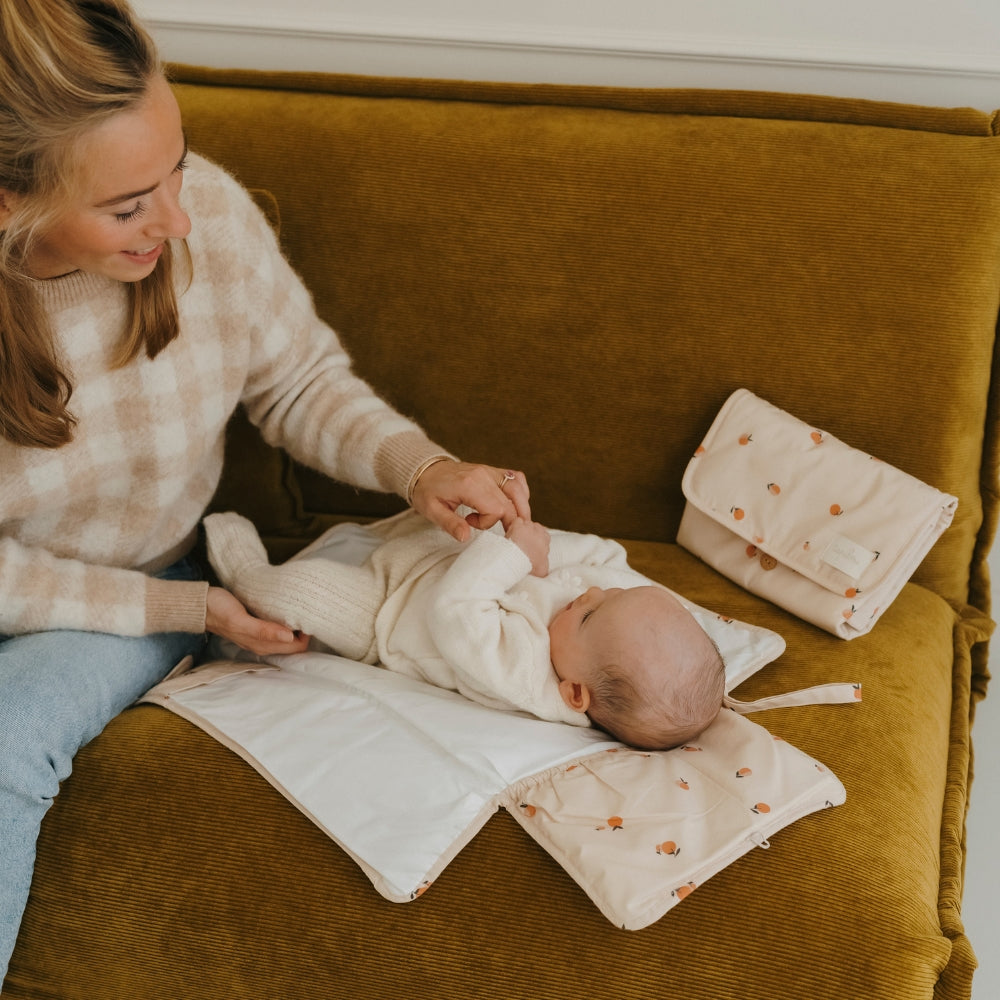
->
[133, 0, 1000, 111]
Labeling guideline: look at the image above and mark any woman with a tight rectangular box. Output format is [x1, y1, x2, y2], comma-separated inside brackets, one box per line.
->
[0, 0, 529, 980]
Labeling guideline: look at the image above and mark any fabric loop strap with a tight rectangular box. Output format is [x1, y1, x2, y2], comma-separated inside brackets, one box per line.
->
[723, 682, 861, 715]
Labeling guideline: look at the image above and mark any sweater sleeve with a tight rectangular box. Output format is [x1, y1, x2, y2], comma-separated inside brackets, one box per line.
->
[0, 537, 208, 637]
[198, 160, 450, 499]
[424, 531, 585, 725]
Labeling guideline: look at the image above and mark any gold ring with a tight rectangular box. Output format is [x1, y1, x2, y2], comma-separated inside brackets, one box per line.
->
[497, 470, 516, 489]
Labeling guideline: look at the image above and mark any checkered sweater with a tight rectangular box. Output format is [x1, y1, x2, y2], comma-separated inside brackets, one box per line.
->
[0, 154, 446, 638]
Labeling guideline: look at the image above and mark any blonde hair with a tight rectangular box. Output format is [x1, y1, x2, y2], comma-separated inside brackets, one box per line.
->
[0, 0, 180, 448]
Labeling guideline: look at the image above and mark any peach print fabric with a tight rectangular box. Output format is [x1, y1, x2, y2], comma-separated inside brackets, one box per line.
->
[678, 389, 958, 639]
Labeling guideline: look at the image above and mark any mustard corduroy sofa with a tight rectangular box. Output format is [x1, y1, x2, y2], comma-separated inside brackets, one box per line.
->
[6, 65, 999, 1000]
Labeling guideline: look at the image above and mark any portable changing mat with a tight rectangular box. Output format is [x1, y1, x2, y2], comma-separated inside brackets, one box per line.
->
[142, 623, 850, 929]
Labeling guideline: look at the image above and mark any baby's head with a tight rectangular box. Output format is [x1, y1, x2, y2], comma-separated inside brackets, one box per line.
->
[548, 585, 725, 750]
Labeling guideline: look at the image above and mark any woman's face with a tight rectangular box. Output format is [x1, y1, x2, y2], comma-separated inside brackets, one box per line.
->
[21, 74, 191, 281]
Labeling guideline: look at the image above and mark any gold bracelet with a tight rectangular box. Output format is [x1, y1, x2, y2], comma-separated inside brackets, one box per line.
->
[406, 455, 456, 504]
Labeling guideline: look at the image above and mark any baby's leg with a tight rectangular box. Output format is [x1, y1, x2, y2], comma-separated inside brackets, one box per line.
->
[204, 512, 382, 662]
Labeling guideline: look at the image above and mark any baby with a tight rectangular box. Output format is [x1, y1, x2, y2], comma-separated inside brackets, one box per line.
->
[204, 510, 725, 750]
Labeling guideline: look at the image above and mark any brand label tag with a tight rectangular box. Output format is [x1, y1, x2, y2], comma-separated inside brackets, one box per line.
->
[821, 534, 877, 581]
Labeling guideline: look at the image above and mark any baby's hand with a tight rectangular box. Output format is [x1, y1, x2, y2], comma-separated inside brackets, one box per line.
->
[506, 517, 550, 577]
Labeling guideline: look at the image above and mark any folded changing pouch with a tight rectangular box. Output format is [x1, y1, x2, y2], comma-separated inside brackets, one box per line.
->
[677, 388, 958, 639]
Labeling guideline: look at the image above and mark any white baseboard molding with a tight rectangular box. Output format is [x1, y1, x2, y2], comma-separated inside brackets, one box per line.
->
[146, 14, 1000, 112]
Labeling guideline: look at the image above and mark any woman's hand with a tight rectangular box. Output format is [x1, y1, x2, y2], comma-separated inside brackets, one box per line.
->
[410, 460, 531, 542]
[205, 586, 311, 656]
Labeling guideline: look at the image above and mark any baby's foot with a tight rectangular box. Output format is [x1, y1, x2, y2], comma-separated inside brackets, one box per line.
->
[204, 511, 272, 587]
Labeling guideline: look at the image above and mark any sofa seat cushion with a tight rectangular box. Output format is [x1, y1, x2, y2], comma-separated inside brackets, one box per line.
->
[14, 544, 970, 1000]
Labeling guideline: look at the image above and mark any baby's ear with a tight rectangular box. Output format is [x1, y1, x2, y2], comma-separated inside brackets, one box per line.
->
[558, 679, 591, 714]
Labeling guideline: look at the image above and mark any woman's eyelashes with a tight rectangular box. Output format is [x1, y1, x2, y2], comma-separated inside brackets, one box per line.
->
[115, 203, 147, 224]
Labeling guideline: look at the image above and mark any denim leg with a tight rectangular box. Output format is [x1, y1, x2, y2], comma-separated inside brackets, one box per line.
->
[0, 560, 206, 987]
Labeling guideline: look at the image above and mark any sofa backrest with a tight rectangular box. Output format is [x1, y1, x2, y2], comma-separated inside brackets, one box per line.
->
[173, 67, 1000, 613]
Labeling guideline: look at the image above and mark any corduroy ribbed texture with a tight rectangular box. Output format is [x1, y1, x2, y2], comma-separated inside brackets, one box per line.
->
[10, 554, 971, 1000]
[8, 68, 998, 1000]
[167, 64, 998, 137]
[170, 73, 1000, 612]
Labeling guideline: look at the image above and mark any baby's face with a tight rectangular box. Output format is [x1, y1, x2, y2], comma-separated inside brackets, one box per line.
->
[549, 585, 670, 688]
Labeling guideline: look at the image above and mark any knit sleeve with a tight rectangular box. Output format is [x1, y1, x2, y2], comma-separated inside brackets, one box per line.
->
[188, 157, 450, 499]
[0, 537, 208, 637]
[424, 531, 586, 726]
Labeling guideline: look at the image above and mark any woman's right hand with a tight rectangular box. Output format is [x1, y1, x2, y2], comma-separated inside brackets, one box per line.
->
[205, 586, 312, 656]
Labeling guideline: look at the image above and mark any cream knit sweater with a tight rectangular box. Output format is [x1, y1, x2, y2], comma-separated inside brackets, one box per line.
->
[0, 154, 446, 638]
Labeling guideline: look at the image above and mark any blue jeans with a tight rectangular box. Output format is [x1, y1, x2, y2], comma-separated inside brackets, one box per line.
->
[0, 557, 207, 988]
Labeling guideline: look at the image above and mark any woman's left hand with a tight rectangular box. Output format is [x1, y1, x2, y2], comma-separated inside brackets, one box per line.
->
[410, 460, 531, 542]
